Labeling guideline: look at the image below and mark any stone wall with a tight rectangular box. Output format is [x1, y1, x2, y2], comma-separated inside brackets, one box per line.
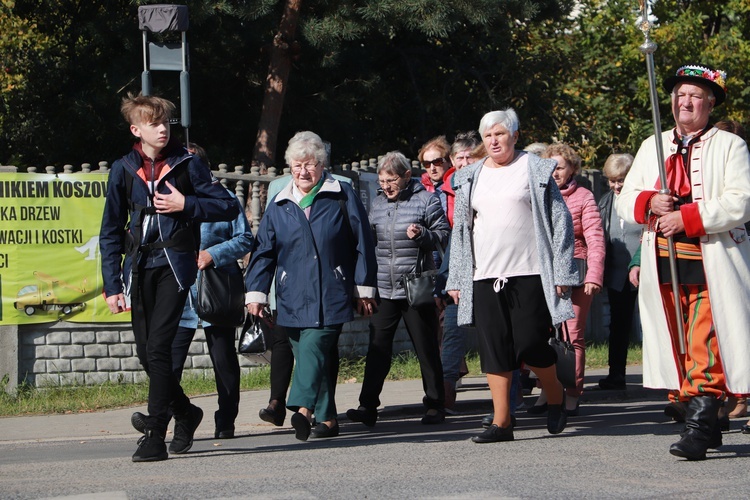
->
[5, 317, 418, 389]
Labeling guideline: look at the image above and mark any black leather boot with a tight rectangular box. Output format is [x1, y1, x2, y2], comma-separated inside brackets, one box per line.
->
[669, 396, 721, 460]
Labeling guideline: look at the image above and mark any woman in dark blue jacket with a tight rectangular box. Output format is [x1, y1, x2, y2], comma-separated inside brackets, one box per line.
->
[245, 131, 378, 441]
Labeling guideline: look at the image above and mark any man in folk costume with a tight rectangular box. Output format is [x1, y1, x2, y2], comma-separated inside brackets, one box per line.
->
[616, 64, 750, 461]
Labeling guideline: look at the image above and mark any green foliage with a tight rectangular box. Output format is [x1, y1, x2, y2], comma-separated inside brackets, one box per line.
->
[536, 0, 750, 167]
[2, 0, 750, 168]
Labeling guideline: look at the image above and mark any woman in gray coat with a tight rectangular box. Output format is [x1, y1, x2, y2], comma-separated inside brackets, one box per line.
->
[446, 109, 579, 443]
[597, 153, 641, 391]
[347, 151, 450, 427]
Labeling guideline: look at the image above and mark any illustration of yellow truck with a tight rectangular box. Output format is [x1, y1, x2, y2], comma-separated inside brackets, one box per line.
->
[14, 271, 87, 316]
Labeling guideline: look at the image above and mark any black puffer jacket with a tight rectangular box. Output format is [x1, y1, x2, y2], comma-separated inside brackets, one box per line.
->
[369, 178, 450, 300]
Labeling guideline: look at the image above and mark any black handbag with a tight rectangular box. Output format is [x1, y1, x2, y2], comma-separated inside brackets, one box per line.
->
[549, 322, 577, 388]
[400, 246, 442, 309]
[237, 312, 272, 363]
[402, 270, 438, 308]
[195, 263, 246, 327]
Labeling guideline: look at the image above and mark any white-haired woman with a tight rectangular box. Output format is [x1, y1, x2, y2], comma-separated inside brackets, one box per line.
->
[245, 131, 378, 441]
[446, 109, 579, 443]
[597, 153, 641, 392]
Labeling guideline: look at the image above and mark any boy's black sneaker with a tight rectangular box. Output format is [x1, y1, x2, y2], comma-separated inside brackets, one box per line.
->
[131, 411, 147, 434]
[132, 429, 168, 462]
[169, 404, 203, 454]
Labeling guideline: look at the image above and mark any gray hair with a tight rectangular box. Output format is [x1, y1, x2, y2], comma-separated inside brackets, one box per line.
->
[524, 142, 548, 156]
[284, 131, 329, 168]
[602, 153, 634, 179]
[479, 108, 520, 136]
[377, 151, 411, 177]
[451, 130, 482, 156]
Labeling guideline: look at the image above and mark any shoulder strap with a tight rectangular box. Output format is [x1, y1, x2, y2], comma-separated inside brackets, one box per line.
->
[125, 160, 198, 254]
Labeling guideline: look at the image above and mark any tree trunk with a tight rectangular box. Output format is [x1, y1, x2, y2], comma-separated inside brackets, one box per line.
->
[251, 0, 302, 171]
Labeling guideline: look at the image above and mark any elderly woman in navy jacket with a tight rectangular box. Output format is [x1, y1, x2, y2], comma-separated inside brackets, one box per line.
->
[245, 131, 378, 441]
[347, 151, 450, 427]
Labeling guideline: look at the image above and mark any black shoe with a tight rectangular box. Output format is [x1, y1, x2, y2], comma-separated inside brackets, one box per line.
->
[718, 414, 730, 432]
[214, 428, 235, 439]
[346, 406, 378, 427]
[598, 376, 627, 391]
[547, 404, 567, 434]
[131, 411, 147, 434]
[664, 401, 687, 423]
[670, 396, 721, 460]
[132, 429, 168, 462]
[169, 404, 203, 454]
[482, 413, 494, 428]
[472, 424, 514, 443]
[670, 429, 709, 460]
[708, 422, 723, 450]
[527, 402, 548, 415]
[310, 421, 340, 439]
[291, 412, 312, 441]
[259, 405, 286, 427]
[421, 409, 446, 425]
[742, 423, 750, 434]
[482, 414, 516, 429]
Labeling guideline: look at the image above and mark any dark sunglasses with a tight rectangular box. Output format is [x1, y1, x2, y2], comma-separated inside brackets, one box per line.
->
[422, 157, 446, 168]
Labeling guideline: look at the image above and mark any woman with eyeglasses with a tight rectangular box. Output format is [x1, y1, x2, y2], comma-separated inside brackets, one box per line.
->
[245, 131, 378, 441]
[347, 151, 450, 428]
[597, 153, 641, 392]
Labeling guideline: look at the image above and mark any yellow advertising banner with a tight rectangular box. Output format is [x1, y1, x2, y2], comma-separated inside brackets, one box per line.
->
[0, 172, 131, 324]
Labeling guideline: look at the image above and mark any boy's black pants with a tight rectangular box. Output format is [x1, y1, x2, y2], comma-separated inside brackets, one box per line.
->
[132, 265, 190, 434]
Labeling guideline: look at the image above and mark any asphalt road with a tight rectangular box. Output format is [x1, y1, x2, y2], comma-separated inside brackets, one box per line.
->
[2, 368, 750, 499]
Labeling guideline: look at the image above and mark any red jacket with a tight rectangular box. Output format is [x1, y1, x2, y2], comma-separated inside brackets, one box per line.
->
[441, 167, 457, 227]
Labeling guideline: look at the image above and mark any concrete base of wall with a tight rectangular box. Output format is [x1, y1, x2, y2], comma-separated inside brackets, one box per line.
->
[0, 325, 18, 394]
[3, 297, 636, 392]
[5, 317, 423, 390]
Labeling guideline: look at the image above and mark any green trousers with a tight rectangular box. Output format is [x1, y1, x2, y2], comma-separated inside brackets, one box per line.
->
[286, 325, 342, 421]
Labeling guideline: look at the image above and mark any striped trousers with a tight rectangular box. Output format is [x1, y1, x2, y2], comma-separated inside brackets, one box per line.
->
[660, 284, 726, 401]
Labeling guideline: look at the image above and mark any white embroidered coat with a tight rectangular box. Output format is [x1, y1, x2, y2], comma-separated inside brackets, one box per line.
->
[615, 127, 750, 394]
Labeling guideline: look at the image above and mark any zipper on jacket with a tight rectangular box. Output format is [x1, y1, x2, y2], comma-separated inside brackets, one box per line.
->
[388, 200, 400, 299]
[157, 157, 190, 292]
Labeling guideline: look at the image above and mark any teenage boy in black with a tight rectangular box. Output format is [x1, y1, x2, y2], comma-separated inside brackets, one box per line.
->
[99, 94, 239, 462]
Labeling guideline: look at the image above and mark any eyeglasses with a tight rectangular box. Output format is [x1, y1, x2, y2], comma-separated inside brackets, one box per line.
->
[378, 177, 402, 187]
[422, 157, 446, 168]
[291, 162, 320, 173]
